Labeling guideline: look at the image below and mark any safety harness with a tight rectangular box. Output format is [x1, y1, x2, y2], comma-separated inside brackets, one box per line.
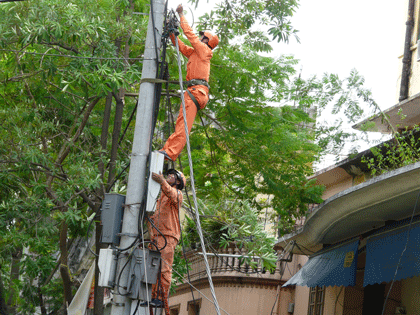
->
[185, 79, 209, 112]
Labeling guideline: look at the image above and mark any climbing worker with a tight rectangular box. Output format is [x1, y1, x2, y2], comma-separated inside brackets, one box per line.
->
[158, 4, 219, 162]
[146, 169, 186, 312]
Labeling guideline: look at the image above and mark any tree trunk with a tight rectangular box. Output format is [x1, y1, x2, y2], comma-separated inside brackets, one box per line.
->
[106, 92, 125, 191]
[38, 286, 47, 315]
[59, 221, 73, 311]
[99, 92, 113, 182]
[0, 270, 8, 315]
[7, 247, 22, 314]
[93, 218, 105, 315]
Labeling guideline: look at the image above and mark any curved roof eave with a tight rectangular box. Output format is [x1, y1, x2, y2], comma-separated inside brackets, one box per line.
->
[276, 161, 420, 255]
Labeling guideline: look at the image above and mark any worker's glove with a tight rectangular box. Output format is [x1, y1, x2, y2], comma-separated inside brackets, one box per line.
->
[176, 4, 183, 14]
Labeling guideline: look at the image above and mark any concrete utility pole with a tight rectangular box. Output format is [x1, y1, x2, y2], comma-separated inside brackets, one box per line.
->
[110, 0, 166, 314]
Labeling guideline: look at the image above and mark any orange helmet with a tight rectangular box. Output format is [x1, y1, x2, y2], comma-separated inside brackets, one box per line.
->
[199, 31, 219, 49]
[167, 169, 186, 190]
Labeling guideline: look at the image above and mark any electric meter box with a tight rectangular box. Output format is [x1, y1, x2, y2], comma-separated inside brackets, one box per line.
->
[100, 193, 125, 245]
[127, 249, 161, 301]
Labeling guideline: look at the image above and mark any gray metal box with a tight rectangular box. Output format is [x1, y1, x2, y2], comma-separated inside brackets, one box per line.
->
[100, 193, 125, 245]
[127, 249, 161, 301]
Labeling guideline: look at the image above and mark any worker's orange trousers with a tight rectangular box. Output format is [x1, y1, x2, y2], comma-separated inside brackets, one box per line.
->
[151, 235, 178, 297]
[162, 87, 208, 161]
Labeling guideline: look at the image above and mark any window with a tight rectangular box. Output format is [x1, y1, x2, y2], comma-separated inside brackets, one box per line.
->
[187, 298, 202, 315]
[308, 286, 325, 315]
[170, 304, 180, 315]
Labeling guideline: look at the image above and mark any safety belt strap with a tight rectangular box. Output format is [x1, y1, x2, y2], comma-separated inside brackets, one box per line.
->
[186, 89, 201, 112]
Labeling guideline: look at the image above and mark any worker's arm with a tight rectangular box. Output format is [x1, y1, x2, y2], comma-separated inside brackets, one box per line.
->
[177, 5, 212, 60]
[152, 172, 183, 207]
[170, 32, 194, 58]
[161, 181, 183, 207]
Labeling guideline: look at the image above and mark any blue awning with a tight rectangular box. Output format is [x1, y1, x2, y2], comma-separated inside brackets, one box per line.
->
[364, 223, 420, 286]
[283, 240, 359, 288]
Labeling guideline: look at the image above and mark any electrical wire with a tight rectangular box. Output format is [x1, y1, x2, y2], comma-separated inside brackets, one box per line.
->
[269, 252, 290, 315]
[140, 209, 151, 315]
[380, 189, 420, 315]
[294, 242, 316, 255]
[174, 35, 221, 315]
[86, 215, 99, 257]
[177, 192, 199, 315]
[160, 255, 232, 315]
[0, 48, 150, 61]
[145, 216, 168, 251]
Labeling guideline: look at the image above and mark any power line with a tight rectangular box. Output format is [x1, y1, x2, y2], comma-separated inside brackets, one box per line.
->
[174, 35, 221, 315]
[0, 48, 152, 61]
[161, 256, 232, 315]
[380, 189, 420, 315]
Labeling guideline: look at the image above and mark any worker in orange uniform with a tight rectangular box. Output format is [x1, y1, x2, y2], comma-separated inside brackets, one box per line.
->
[159, 4, 219, 162]
[146, 169, 186, 312]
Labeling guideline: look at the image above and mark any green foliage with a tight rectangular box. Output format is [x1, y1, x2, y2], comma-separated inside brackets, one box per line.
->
[362, 126, 420, 175]
[182, 199, 278, 272]
[169, 44, 374, 233]
[189, 0, 300, 52]
[0, 0, 383, 310]
[0, 0, 148, 312]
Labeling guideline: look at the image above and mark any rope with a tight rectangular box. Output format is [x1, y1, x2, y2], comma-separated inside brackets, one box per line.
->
[174, 36, 222, 315]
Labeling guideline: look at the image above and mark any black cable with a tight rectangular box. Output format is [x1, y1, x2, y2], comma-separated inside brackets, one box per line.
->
[118, 103, 138, 147]
[116, 252, 135, 296]
[107, 162, 130, 193]
[132, 300, 140, 315]
[381, 189, 420, 315]
[146, 215, 168, 251]
[113, 236, 139, 252]
[149, 0, 160, 67]
[86, 215, 99, 257]
[294, 242, 316, 255]
[177, 191, 198, 315]
[269, 252, 290, 315]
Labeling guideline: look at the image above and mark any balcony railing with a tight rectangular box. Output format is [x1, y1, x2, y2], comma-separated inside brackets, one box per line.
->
[183, 246, 281, 283]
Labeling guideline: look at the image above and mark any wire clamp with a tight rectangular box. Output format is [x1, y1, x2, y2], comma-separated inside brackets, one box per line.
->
[111, 301, 125, 307]
[117, 233, 139, 238]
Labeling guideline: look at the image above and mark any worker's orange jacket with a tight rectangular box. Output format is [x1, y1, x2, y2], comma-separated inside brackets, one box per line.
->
[170, 15, 213, 96]
[148, 180, 183, 290]
[149, 180, 183, 241]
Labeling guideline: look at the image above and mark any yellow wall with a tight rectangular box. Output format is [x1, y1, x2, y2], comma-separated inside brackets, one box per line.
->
[401, 275, 420, 314]
[397, 0, 420, 99]
[292, 286, 310, 314]
[169, 283, 278, 315]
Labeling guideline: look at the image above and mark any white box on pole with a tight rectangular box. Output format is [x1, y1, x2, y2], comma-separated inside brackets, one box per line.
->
[98, 248, 117, 288]
[146, 152, 164, 213]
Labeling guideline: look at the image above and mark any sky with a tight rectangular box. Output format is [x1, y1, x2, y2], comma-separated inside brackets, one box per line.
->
[167, 0, 406, 110]
[274, 0, 407, 111]
[166, 0, 407, 166]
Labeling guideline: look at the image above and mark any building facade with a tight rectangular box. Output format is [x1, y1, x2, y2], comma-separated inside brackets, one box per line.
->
[274, 1, 420, 314]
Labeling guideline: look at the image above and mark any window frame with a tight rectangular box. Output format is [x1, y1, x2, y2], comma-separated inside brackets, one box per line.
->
[307, 286, 325, 315]
[187, 298, 202, 315]
[169, 303, 181, 315]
